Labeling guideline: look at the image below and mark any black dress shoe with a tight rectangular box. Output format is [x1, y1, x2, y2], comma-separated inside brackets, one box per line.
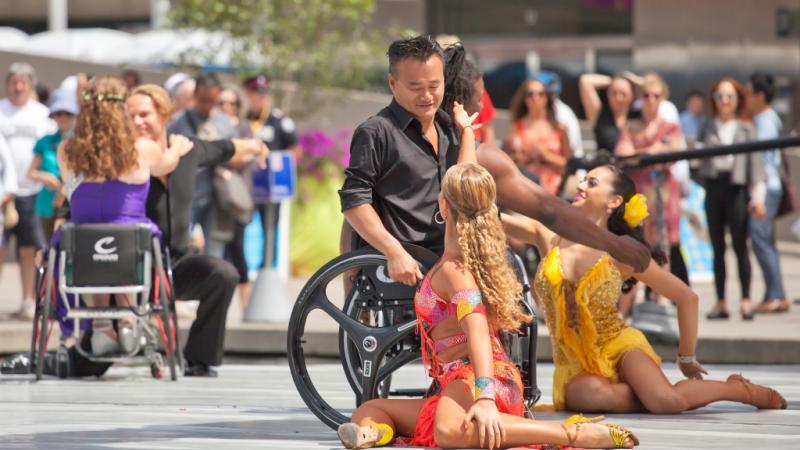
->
[705, 308, 730, 320]
[1, 352, 58, 375]
[1, 353, 32, 374]
[184, 362, 218, 377]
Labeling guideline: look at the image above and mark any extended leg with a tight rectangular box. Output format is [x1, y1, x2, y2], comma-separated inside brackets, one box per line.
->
[619, 350, 783, 413]
[433, 379, 636, 449]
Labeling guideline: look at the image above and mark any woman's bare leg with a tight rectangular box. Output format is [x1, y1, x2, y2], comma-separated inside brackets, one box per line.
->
[619, 350, 780, 413]
[434, 380, 635, 449]
[564, 374, 645, 413]
[350, 398, 426, 439]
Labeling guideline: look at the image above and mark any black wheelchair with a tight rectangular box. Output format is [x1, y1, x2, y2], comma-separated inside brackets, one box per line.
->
[29, 223, 181, 381]
[287, 243, 541, 430]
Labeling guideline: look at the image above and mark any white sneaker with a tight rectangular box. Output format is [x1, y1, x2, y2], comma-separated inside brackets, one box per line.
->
[16, 299, 36, 321]
[118, 326, 137, 354]
[91, 331, 120, 356]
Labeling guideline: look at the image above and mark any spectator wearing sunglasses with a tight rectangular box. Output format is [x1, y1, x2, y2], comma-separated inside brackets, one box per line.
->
[697, 77, 762, 321]
[503, 78, 571, 194]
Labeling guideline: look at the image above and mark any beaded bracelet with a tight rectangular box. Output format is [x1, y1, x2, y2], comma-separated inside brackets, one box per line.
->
[474, 376, 496, 401]
[677, 354, 697, 364]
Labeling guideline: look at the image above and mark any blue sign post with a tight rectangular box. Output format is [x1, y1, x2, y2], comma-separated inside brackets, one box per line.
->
[252, 150, 296, 203]
[245, 150, 297, 322]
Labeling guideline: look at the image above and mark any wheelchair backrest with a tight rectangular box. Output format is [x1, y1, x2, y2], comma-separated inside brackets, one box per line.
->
[59, 223, 153, 287]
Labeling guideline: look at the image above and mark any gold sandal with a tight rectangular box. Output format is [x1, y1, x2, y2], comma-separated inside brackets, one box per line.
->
[560, 421, 639, 449]
[564, 413, 605, 425]
[728, 373, 787, 410]
[337, 422, 393, 449]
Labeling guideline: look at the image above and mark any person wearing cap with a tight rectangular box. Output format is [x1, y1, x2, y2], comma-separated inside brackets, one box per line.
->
[243, 74, 299, 268]
[243, 74, 299, 156]
[164, 72, 196, 119]
[28, 88, 77, 241]
[0, 62, 55, 320]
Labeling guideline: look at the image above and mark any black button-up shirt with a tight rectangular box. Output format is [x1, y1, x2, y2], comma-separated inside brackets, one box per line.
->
[146, 138, 235, 260]
[339, 99, 460, 255]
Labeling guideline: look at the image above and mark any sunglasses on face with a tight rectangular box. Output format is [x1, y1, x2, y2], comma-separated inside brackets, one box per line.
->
[608, 90, 629, 98]
[713, 92, 736, 102]
[525, 90, 547, 98]
[216, 99, 238, 107]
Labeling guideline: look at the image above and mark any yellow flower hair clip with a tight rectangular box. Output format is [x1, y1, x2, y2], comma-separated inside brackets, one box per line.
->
[623, 193, 649, 228]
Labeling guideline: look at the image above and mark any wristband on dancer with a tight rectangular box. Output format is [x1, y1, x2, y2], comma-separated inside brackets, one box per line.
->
[474, 376, 496, 401]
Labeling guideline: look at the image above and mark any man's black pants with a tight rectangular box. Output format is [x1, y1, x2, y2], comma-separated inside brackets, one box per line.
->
[70, 254, 238, 376]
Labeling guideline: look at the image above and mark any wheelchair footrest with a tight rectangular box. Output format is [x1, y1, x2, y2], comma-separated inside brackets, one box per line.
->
[66, 308, 140, 320]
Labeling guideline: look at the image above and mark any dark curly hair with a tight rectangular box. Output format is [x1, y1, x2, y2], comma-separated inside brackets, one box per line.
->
[64, 76, 138, 180]
[442, 42, 481, 118]
[601, 164, 667, 292]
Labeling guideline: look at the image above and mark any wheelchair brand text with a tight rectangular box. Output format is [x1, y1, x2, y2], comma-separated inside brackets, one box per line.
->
[93, 237, 119, 262]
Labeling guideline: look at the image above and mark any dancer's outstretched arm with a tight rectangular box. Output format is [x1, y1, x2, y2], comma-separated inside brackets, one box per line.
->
[630, 261, 706, 379]
[478, 143, 651, 272]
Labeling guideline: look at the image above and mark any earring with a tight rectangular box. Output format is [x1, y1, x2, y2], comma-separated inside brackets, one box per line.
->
[434, 211, 445, 225]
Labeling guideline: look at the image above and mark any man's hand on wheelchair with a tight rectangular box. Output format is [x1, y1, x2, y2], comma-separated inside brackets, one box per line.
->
[386, 248, 423, 286]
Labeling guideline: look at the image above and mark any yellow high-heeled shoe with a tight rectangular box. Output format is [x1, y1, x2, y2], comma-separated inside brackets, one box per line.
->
[337, 422, 394, 449]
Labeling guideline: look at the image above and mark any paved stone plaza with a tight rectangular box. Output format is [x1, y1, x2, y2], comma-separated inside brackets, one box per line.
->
[0, 360, 797, 450]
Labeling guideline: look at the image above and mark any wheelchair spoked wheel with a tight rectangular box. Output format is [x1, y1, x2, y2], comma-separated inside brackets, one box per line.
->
[153, 244, 179, 381]
[339, 286, 421, 402]
[31, 248, 58, 381]
[287, 244, 438, 430]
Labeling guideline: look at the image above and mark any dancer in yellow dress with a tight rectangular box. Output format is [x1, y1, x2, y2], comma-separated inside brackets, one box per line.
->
[503, 164, 787, 414]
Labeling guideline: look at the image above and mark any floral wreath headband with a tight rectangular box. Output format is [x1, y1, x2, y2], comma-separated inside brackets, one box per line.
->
[81, 91, 125, 103]
[622, 193, 649, 228]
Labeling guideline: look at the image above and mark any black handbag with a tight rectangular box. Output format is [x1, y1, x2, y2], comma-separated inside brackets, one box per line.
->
[777, 151, 799, 217]
[213, 167, 255, 225]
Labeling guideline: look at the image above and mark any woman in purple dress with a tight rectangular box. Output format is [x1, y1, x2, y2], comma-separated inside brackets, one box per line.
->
[56, 75, 193, 355]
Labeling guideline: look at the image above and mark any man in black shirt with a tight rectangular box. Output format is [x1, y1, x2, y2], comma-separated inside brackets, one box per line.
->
[130, 85, 268, 376]
[340, 36, 481, 286]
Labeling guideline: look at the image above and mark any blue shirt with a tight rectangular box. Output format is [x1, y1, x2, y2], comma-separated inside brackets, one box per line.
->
[753, 108, 782, 192]
[32, 131, 62, 218]
[679, 110, 703, 142]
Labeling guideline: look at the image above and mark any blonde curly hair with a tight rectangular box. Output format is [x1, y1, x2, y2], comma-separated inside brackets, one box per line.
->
[442, 163, 531, 332]
[64, 75, 138, 180]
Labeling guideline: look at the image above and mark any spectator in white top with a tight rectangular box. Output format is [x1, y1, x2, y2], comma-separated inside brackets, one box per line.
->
[0, 62, 55, 320]
[0, 133, 18, 252]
